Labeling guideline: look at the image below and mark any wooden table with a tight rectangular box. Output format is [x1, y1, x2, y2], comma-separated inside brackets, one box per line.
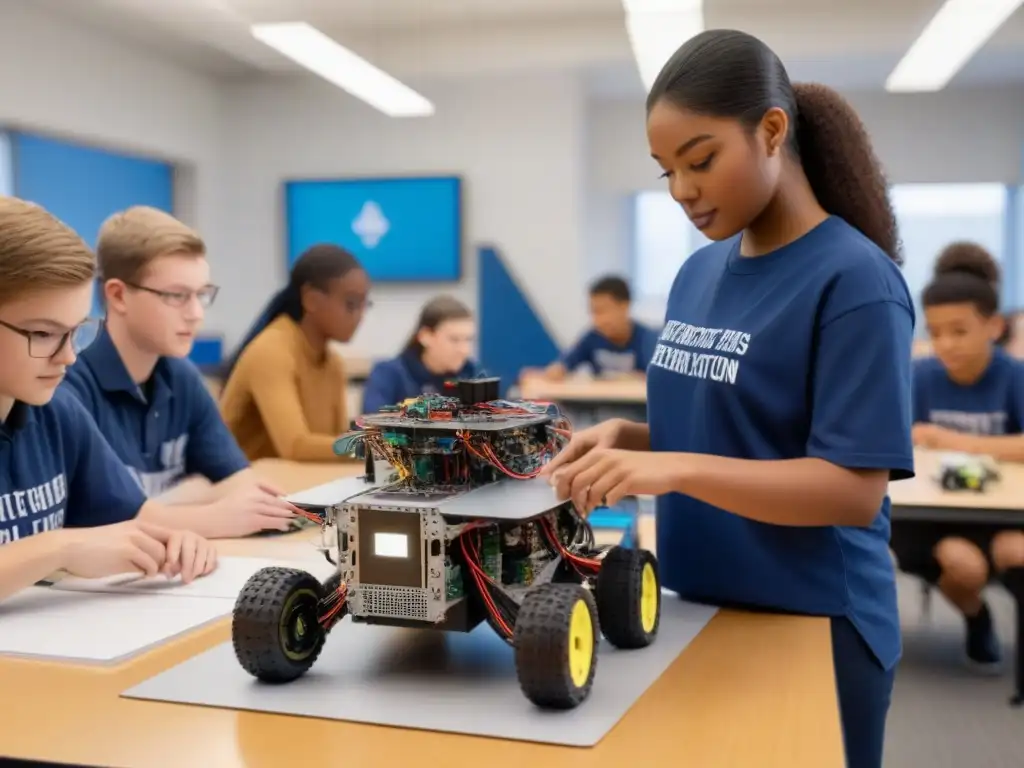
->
[252, 458, 365, 494]
[0, 462, 845, 768]
[889, 449, 1024, 524]
[518, 376, 647, 405]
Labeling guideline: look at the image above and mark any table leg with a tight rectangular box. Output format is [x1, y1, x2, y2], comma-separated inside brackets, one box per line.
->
[999, 567, 1024, 707]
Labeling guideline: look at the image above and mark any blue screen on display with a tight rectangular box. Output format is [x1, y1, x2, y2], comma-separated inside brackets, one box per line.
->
[284, 176, 462, 282]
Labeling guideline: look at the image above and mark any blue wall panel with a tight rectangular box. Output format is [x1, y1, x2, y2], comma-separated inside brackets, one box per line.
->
[9, 131, 175, 319]
[477, 246, 560, 395]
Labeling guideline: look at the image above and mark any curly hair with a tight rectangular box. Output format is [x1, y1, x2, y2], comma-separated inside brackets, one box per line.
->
[646, 29, 901, 264]
[922, 241, 1000, 317]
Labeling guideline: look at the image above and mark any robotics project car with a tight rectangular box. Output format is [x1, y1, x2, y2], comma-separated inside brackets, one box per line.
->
[231, 377, 662, 710]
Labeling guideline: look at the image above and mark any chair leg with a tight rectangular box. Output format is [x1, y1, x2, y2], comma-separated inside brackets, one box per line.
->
[997, 567, 1024, 707]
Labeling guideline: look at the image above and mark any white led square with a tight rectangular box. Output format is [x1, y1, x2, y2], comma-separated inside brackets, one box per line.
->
[374, 532, 408, 559]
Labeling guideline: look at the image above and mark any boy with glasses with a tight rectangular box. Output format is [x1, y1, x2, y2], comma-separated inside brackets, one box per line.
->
[0, 196, 216, 601]
[62, 207, 298, 538]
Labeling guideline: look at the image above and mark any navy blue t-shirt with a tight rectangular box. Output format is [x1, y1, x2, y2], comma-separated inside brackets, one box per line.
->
[62, 327, 249, 497]
[563, 322, 660, 376]
[913, 349, 1024, 434]
[0, 388, 147, 543]
[648, 216, 915, 671]
[362, 349, 479, 414]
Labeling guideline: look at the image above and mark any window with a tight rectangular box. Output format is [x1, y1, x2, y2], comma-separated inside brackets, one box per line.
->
[890, 183, 1009, 334]
[632, 190, 710, 306]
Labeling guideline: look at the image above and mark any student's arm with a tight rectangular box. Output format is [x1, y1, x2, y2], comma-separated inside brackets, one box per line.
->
[182, 365, 251, 485]
[551, 301, 915, 527]
[242, 345, 338, 461]
[926, 366, 1024, 462]
[0, 531, 73, 602]
[673, 300, 914, 527]
[361, 361, 402, 415]
[559, 333, 592, 374]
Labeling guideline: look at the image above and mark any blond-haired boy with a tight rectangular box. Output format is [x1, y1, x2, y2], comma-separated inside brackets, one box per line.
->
[0, 196, 216, 601]
[62, 206, 297, 538]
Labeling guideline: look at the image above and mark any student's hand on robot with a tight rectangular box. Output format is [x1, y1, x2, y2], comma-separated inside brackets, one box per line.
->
[216, 484, 299, 536]
[60, 520, 217, 583]
[541, 419, 628, 478]
[546, 448, 679, 515]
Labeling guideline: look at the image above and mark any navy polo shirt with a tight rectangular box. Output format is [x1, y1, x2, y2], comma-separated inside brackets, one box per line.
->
[648, 216, 915, 671]
[362, 350, 479, 414]
[62, 327, 249, 498]
[563, 322, 660, 376]
[913, 349, 1024, 435]
[0, 388, 147, 543]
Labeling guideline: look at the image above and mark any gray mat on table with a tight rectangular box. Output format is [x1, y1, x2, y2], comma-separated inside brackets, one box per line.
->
[122, 595, 717, 747]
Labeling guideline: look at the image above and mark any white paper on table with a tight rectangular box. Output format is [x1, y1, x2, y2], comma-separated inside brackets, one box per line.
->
[0, 587, 230, 663]
[49, 555, 338, 600]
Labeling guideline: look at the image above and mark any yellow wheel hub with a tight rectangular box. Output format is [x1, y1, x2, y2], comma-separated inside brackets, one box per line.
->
[567, 599, 594, 688]
[640, 562, 658, 634]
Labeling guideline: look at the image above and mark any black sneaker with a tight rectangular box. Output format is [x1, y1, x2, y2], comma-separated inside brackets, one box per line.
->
[965, 602, 1003, 674]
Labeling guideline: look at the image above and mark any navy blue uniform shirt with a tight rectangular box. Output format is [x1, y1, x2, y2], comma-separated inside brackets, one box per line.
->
[0, 388, 147, 542]
[648, 216, 915, 671]
[62, 326, 249, 497]
[563, 322, 660, 376]
[362, 349, 479, 414]
[913, 349, 1024, 435]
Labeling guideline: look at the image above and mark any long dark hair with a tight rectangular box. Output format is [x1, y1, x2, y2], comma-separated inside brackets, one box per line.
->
[646, 29, 901, 264]
[404, 295, 473, 356]
[223, 243, 361, 380]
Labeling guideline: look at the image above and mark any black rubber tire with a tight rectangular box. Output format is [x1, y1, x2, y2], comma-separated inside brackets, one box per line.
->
[595, 546, 661, 649]
[232, 566, 327, 683]
[942, 472, 960, 491]
[513, 583, 599, 710]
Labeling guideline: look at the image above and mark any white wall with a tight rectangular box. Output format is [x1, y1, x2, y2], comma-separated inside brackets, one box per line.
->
[220, 73, 588, 357]
[586, 87, 1024, 323]
[0, 2, 228, 321]
[2, 4, 1023, 359]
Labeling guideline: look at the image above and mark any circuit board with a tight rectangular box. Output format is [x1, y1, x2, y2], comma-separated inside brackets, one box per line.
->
[332, 379, 573, 491]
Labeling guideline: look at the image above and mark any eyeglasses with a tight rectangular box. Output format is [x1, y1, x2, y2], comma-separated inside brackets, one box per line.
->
[126, 282, 219, 308]
[0, 316, 101, 359]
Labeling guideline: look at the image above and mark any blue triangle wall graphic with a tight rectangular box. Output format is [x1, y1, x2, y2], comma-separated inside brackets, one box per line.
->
[477, 246, 560, 395]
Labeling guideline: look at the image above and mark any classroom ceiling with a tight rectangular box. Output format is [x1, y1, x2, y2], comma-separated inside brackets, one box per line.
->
[22, 0, 1024, 94]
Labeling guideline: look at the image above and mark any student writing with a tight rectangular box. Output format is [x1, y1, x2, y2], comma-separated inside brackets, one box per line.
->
[537, 276, 659, 381]
[893, 241, 1024, 671]
[220, 244, 370, 461]
[61, 207, 297, 538]
[0, 196, 216, 602]
[541, 30, 913, 768]
[362, 296, 478, 414]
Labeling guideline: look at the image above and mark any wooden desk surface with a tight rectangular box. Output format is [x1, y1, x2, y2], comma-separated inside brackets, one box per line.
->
[889, 449, 1024, 512]
[0, 463, 844, 768]
[252, 458, 365, 494]
[519, 376, 647, 405]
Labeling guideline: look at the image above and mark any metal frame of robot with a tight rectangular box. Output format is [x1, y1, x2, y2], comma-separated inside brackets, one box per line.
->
[293, 409, 594, 628]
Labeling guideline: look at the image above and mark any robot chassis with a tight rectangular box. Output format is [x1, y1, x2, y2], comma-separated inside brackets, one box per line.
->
[231, 377, 663, 710]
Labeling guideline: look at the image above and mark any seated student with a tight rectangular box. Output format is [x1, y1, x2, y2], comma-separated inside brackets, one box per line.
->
[61, 207, 296, 538]
[536, 276, 659, 381]
[0, 196, 216, 602]
[220, 244, 370, 461]
[894, 241, 1024, 671]
[362, 296, 478, 413]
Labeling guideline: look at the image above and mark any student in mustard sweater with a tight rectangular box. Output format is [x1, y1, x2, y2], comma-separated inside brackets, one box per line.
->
[361, 296, 479, 413]
[219, 245, 370, 461]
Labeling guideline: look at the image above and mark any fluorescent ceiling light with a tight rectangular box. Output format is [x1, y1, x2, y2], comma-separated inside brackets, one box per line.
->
[251, 22, 434, 117]
[622, 0, 705, 91]
[886, 0, 1023, 92]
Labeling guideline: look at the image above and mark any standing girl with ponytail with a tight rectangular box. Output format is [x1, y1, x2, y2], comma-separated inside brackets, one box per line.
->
[220, 244, 370, 461]
[542, 29, 913, 768]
